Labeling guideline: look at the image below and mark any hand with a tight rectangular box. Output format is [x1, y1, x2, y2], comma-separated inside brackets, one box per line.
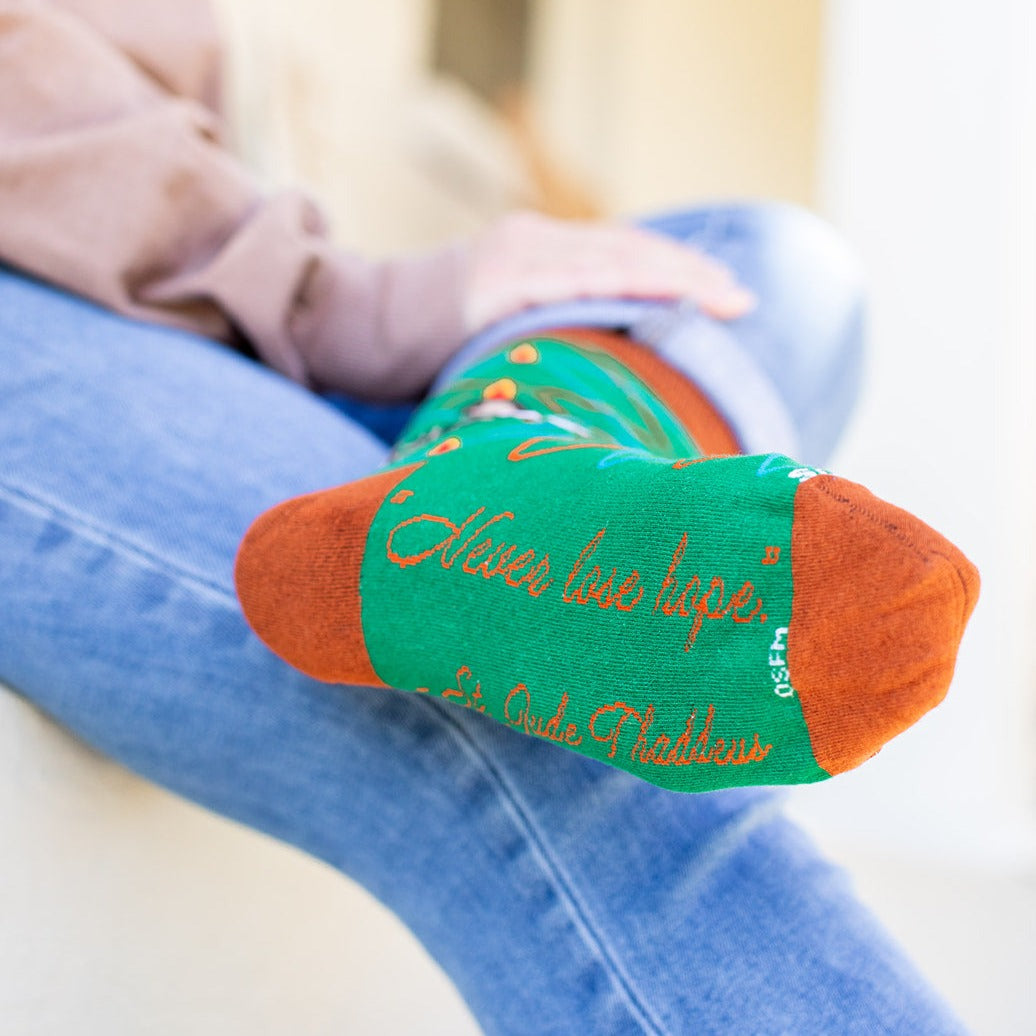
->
[462, 210, 755, 335]
[291, 209, 756, 401]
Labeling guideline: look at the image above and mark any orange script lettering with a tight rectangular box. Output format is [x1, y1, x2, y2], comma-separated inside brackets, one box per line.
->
[653, 533, 766, 650]
[562, 529, 644, 612]
[386, 506, 554, 597]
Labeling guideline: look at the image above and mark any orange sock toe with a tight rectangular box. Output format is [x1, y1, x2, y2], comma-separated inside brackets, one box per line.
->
[234, 465, 418, 685]
[789, 475, 980, 775]
[233, 327, 980, 794]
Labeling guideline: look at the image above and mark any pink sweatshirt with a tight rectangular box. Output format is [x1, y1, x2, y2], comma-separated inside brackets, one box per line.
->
[0, 0, 467, 399]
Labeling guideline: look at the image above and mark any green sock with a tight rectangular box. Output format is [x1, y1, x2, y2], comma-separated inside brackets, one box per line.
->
[235, 333, 978, 792]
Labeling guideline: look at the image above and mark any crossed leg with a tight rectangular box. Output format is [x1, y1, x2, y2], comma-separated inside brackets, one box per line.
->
[0, 205, 967, 1034]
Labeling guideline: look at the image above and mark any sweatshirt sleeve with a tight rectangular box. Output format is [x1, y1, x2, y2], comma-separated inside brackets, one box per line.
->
[0, 1, 467, 398]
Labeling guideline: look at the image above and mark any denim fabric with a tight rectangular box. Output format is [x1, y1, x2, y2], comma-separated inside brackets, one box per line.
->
[0, 241, 962, 1034]
[435, 202, 865, 466]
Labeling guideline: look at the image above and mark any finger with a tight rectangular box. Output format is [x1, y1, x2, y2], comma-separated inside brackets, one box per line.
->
[604, 227, 757, 318]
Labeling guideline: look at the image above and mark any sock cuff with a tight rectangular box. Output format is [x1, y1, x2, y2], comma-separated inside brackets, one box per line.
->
[432, 299, 800, 458]
[540, 327, 742, 457]
[630, 303, 801, 457]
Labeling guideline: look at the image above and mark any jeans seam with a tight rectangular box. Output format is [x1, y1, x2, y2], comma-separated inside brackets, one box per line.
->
[412, 693, 671, 1036]
[0, 477, 239, 609]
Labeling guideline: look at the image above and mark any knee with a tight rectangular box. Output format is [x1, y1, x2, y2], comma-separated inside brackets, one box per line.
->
[642, 201, 867, 464]
[740, 202, 866, 465]
[738, 200, 865, 307]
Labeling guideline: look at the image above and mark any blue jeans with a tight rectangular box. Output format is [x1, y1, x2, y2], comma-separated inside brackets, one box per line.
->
[0, 204, 963, 1035]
